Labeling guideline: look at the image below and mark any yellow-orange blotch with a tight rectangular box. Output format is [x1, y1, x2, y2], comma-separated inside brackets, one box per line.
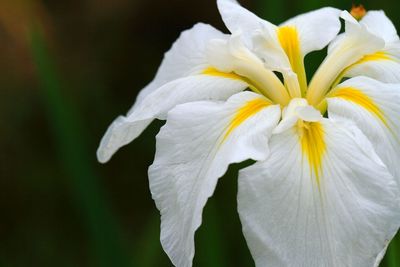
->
[331, 87, 388, 127]
[300, 121, 326, 186]
[222, 98, 271, 143]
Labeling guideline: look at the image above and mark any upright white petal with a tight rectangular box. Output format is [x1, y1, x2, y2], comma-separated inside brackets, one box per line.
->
[238, 118, 400, 267]
[327, 76, 400, 184]
[252, 23, 289, 72]
[281, 7, 341, 55]
[218, 1, 340, 98]
[217, 0, 271, 43]
[253, 8, 340, 96]
[252, 25, 304, 97]
[149, 92, 281, 267]
[361, 11, 399, 43]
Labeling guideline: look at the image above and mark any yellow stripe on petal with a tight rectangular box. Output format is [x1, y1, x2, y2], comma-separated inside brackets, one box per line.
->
[202, 67, 244, 80]
[277, 26, 307, 96]
[355, 51, 391, 65]
[222, 98, 271, 143]
[330, 87, 388, 127]
[329, 52, 393, 92]
[202, 67, 263, 95]
[299, 121, 325, 186]
[277, 26, 301, 68]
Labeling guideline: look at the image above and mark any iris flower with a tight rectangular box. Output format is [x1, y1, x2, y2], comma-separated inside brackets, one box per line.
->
[97, 0, 400, 266]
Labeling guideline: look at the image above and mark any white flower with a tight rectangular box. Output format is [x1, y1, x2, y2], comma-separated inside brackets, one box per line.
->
[97, 1, 400, 266]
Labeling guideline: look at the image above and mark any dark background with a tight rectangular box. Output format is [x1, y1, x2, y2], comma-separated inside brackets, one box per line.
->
[1, 0, 400, 266]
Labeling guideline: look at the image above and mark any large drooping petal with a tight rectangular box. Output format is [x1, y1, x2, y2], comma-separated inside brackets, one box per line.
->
[97, 75, 247, 163]
[307, 11, 385, 106]
[327, 76, 400, 183]
[148, 92, 281, 267]
[97, 23, 251, 163]
[238, 117, 400, 267]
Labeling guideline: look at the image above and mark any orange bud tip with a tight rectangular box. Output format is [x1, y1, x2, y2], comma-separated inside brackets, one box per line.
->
[351, 4, 367, 21]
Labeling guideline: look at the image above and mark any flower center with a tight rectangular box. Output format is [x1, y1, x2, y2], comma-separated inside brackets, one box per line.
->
[274, 98, 325, 185]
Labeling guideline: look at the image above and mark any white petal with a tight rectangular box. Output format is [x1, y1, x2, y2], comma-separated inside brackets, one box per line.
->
[273, 98, 322, 134]
[340, 10, 400, 83]
[282, 97, 308, 118]
[386, 41, 400, 59]
[252, 24, 289, 72]
[206, 34, 263, 74]
[344, 53, 400, 83]
[273, 98, 307, 134]
[361, 11, 399, 43]
[281, 7, 341, 55]
[252, 17, 305, 97]
[136, 23, 226, 103]
[327, 76, 400, 184]
[252, 24, 304, 97]
[97, 24, 249, 163]
[342, 40, 400, 83]
[206, 34, 290, 105]
[253, 8, 339, 97]
[97, 75, 247, 163]
[307, 11, 385, 106]
[149, 91, 281, 267]
[272, 116, 297, 134]
[296, 105, 323, 122]
[340, 9, 362, 32]
[97, 116, 153, 163]
[374, 243, 389, 267]
[238, 118, 400, 267]
[217, 0, 272, 42]
[336, 10, 385, 55]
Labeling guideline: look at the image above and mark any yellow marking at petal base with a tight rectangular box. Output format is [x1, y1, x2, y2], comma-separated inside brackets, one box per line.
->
[202, 67, 262, 94]
[221, 98, 271, 143]
[277, 26, 301, 68]
[277, 26, 307, 96]
[336, 52, 391, 87]
[299, 121, 325, 186]
[202, 67, 243, 80]
[356, 51, 391, 65]
[328, 52, 393, 96]
[330, 87, 388, 127]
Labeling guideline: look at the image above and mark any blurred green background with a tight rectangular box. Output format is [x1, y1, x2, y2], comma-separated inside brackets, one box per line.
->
[1, 0, 400, 266]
